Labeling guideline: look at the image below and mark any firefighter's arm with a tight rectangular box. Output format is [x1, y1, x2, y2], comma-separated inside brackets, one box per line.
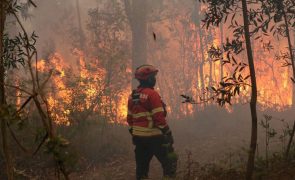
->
[149, 92, 173, 142]
[127, 98, 133, 134]
[127, 110, 132, 126]
[149, 91, 168, 128]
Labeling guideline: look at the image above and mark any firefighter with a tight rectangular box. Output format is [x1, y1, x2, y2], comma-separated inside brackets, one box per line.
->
[127, 65, 177, 180]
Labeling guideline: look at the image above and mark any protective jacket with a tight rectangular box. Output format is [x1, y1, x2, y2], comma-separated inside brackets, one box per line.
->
[127, 87, 168, 137]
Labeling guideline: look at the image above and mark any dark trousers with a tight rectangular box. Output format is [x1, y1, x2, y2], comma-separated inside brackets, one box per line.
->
[133, 136, 177, 180]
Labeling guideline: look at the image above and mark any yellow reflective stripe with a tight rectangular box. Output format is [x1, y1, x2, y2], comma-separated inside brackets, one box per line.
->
[151, 107, 164, 115]
[132, 112, 151, 118]
[147, 116, 153, 128]
[131, 111, 154, 128]
[132, 126, 162, 136]
[132, 131, 162, 136]
[133, 126, 154, 132]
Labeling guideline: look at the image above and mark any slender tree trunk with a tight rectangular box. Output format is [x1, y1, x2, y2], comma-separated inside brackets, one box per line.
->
[220, 22, 224, 81]
[205, 32, 213, 99]
[283, 9, 295, 160]
[286, 121, 295, 160]
[199, 29, 206, 101]
[192, 1, 200, 109]
[0, 1, 13, 179]
[195, 2, 206, 102]
[208, 31, 213, 88]
[241, 0, 258, 179]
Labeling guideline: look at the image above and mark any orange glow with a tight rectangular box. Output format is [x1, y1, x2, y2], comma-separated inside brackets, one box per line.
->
[40, 51, 130, 124]
[28, 13, 293, 124]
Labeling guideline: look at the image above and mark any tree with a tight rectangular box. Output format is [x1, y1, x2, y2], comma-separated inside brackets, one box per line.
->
[261, 0, 295, 159]
[75, 0, 85, 51]
[252, 0, 295, 159]
[199, 0, 259, 178]
[241, 1, 258, 178]
[1, 1, 75, 179]
[124, 0, 148, 88]
[0, 1, 13, 179]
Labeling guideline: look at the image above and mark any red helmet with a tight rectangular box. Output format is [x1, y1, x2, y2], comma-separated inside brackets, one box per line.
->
[135, 65, 158, 80]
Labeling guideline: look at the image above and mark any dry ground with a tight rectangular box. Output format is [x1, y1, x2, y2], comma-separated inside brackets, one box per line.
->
[2, 105, 295, 179]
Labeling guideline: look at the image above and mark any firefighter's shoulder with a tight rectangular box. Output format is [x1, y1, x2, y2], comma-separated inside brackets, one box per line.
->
[142, 88, 161, 99]
[141, 87, 157, 94]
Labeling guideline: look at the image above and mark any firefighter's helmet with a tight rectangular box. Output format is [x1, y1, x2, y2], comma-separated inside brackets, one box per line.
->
[135, 65, 158, 80]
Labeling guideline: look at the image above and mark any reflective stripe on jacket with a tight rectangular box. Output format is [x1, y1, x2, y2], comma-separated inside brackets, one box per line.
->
[127, 87, 168, 137]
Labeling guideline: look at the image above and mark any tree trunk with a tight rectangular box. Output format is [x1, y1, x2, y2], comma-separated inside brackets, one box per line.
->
[283, 9, 295, 160]
[124, 0, 148, 88]
[0, 1, 14, 179]
[192, 1, 200, 109]
[220, 22, 224, 81]
[242, 0, 258, 179]
[293, 29, 295, 107]
[195, 1, 206, 102]
[75, 0, 85, 50]
[204, 31, 213, 99]
[286, 121, 295, 160]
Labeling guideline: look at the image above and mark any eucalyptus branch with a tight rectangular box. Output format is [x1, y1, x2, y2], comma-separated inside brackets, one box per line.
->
[9, 6, 37, 92]
[7, 123, 29, 153]
[34, 51, 40, 89]
[28, 0, 37, 8]
[32, 132, 48, 155]
[16, 94, 35, 114]
[181, 82, 251, 105]
[4, 83, 32, 95]
[33, 97, 50, 134]
[39, 70, 53, 93]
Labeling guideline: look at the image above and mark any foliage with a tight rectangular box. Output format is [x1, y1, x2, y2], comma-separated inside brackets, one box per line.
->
[1, 0, 76, 178]
[177, 150, 244, 180]
[45, 136, 77, 171]
[176, 115, 295, 179]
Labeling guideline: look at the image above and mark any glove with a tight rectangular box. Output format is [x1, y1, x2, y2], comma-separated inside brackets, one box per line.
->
[128, 127, 133, 135]
[162, 101, 167, 117]
[160, 126, 174, 144]
[163, 131, 174, 145]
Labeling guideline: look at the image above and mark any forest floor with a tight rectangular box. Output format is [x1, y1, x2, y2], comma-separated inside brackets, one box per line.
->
[2, 106, 295, 179]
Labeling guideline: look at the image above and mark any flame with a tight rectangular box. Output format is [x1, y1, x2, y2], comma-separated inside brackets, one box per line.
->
[27, 12, 293, 123]
[48, 53, 73, 124]
[150, 15, 293, 118]
[36, 59, 46, 72]
[15, 78, 21, 107]
[40, 51, 130, 125]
